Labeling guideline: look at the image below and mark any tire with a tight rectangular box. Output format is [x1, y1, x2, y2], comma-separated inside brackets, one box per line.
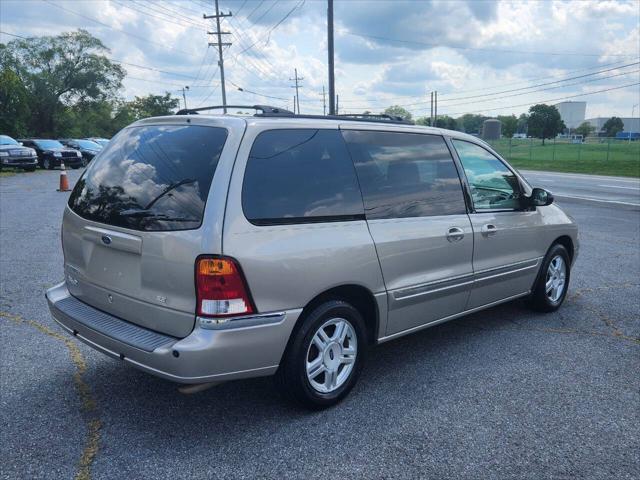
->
[528, 243, 571, 312]
[81, 156, 88, 167]
[43, 157, 53, 170]
[276, 300, 367, 409]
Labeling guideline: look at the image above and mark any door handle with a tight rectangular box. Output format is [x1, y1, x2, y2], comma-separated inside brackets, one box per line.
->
[481, 224, 498, 237]
[446, 227, 465, 242]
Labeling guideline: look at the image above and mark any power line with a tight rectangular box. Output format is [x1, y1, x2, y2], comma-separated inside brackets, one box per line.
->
[339, 61, 640, 110]
[436, 69, 640, 110]
[42, 0, 193, 55]
[336, 58, 638, 105]
[348, 32, 637, 58]
[442, 82, 640, 117]
[0, 31, 27, 39]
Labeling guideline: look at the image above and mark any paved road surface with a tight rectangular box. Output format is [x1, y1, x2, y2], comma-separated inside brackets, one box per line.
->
[520, 170, 640, 206]
[1, 169, 638, 480]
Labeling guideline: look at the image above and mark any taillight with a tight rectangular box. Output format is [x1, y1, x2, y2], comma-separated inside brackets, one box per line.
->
[195, 256, 255, 317]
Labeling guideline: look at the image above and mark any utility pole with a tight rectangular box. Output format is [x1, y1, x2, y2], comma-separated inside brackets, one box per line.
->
[430, 91, 433, 126]
[204, 0, 232, 112]
[289, 68, 304, 114]
[327, 0, 336, 115]
[321, 85, 326, 116]
[434, 91, 438, 126]
[181, 86, 189, 110]
[336, 94, 339, 115]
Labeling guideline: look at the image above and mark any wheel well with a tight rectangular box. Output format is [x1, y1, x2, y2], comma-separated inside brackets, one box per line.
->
[553, 235, 574, 262]
[302, 285, 379, 345]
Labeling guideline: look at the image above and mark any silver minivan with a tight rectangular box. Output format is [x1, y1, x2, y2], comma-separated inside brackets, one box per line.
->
[46, 107, 578, 408]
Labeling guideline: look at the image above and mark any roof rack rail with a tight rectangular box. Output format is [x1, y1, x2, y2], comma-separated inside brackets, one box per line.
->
[335, 113, 413, 124]
[175, 105, 294, 116]
[175, 104, 415, 125]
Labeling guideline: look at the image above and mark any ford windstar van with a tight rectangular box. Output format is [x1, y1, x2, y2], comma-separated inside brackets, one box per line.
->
[46, 106, 578, 408]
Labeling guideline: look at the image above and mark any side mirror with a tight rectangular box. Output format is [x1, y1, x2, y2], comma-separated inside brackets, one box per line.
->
[529, 187, 554, 207]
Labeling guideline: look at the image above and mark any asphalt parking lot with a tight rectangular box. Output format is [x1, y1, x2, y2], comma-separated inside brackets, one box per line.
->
[1, 168, 638, 480]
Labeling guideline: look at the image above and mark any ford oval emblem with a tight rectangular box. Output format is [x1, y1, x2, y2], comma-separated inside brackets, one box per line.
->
[101, 235, 112, 245]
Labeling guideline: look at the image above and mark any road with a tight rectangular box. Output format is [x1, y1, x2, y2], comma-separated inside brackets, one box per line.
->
[521, 170, 640, 206]
[1, 169, 639, 480]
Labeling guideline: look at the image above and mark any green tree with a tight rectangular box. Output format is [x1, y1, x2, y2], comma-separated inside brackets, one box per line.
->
[603, 116, 624, 137]
[497, 114, 518, 138]
[0, 65, 30, 137]
[383, 105, 412, 121]
[516, 113, 529, 134]
[1, 30, 125, 136]
[126, 93, 180, 119]
[457, 113, 487, 134]
[527, 104, 565, 145]
[575, 121, 595, 139]
[434, 115, 457, 130]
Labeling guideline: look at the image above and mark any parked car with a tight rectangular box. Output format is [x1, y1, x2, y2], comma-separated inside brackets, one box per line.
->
[46, 107, 579, 408]
[60, 139, 103, 166]
[84, 137, 110, 147]
[0, 135, 38, 171]
[19, 139, 83, 170]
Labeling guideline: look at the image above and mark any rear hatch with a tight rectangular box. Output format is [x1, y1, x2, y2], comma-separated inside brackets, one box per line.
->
[63, 121, 231, 337]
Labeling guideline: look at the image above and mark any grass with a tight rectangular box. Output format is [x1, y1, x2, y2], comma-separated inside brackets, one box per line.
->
[487, 138, 640, 177]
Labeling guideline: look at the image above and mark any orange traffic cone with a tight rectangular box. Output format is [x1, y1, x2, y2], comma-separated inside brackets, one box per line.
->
[57, 161, 71, 192]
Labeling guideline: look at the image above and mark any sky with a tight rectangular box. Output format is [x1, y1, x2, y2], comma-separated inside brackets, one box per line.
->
[1, 0, 639, 120]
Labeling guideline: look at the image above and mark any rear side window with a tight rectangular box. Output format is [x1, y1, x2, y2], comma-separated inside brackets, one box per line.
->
[68, 125, 228, 231]
[341, 130, 467, 219]
[242, 129, 364, 224]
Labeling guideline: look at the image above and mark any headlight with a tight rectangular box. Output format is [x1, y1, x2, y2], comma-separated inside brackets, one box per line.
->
[53, 152, 62, 157]
[29, 148, 36, 155]
[0, 152, 8, 157]
[76, 151, 82, 157]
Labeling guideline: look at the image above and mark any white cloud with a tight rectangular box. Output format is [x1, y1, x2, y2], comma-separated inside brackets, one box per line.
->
[1, 0, 638, 118]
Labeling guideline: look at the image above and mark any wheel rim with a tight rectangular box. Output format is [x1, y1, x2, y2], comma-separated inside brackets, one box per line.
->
[306, 318, 357, 394]
[545, 255, 566, 303]
[43, 158, 50, 169]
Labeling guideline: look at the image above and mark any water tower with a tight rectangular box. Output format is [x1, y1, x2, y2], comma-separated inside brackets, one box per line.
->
[482, 119, 501, 140]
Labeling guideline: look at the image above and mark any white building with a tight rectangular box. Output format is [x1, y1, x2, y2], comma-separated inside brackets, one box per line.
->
[555, 101, 587, 129]
[586, 117, 640, 134]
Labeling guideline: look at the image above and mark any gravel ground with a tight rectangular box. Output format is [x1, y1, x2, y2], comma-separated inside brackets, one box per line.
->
[1, 169, 638, 479]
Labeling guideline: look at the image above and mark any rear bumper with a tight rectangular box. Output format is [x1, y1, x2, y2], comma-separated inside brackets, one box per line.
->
[46, 282, 302, 384]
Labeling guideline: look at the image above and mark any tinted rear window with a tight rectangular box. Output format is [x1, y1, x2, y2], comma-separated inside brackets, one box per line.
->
[68, 125, 227, 231]
[242, 129, 364, 224]
[342, 130, 467, 219]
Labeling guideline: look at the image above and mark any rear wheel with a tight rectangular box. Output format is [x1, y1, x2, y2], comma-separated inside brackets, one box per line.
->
[528, 244, 570, 312]
[276, 300, 366, 409]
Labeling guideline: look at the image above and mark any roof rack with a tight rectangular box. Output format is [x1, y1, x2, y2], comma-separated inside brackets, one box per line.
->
[175, 105, 294, 116]
[175, 104, 414, 125]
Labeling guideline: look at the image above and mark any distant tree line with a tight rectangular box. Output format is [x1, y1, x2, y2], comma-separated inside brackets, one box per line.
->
[0, 30, 180, 138]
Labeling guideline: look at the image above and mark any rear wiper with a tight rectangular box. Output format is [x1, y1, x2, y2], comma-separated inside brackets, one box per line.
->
[118, 210, 198, 223]
[144, 178, 196, 210]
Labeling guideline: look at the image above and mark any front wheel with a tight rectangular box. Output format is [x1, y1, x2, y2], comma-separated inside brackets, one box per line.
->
[276, 300, 366, 409]
[528, 244, 571, 312]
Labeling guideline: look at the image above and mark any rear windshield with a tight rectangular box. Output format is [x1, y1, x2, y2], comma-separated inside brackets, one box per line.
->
[76, 140, 102, 149]
[35, 140, 64, 149]
[68, 125, 228, 231]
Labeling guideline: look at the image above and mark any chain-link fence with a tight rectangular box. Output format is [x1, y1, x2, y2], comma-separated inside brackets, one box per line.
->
[485, 137, 640, 177]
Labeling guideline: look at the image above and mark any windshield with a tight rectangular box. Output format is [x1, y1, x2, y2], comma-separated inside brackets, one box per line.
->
[0, 135, 19, 146]
[76, 140, 102, 149]
[35, 140, 64, 149]
[68, 125, 228, 231]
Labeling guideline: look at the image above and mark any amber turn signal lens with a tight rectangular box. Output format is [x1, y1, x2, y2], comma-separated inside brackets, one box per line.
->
[198, 258, 234, 276]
